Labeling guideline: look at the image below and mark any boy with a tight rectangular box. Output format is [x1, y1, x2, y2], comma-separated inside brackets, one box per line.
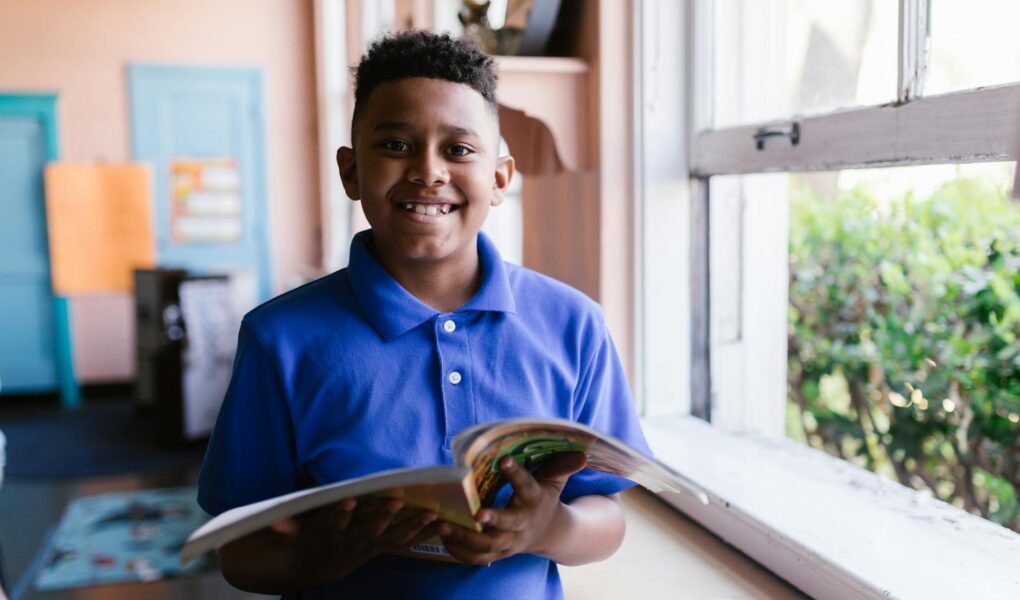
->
[198, 30, 651, 599]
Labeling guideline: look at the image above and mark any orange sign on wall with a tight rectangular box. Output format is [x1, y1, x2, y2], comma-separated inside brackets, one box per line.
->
[44, 162, 155, 294]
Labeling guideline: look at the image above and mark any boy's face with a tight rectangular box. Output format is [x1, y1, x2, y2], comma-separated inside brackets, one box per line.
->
[337, 77, 514, 273]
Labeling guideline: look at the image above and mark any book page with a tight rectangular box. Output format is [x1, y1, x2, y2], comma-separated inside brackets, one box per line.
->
[462, 424, 598, 505]
[454, 418, 709, 506]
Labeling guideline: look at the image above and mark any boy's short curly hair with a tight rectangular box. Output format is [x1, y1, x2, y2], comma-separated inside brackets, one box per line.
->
[351, 30, 499, 139]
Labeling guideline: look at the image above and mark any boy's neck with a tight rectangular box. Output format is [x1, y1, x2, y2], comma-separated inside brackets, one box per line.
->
[370, 240, 483, 314]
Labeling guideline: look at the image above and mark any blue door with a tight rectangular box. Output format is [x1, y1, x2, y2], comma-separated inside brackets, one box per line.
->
[129, 65, 273, 302]
[0, 95, 76, 402]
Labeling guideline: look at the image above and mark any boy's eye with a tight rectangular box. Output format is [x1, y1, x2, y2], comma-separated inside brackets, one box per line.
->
[381, 140, 410, 152]
[447, 144, 474, 157]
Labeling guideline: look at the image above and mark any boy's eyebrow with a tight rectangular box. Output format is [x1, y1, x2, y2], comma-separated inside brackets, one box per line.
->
[373, 121, 414, 133]
[373, 121, 481, 138]
[441, 125, 482, 138]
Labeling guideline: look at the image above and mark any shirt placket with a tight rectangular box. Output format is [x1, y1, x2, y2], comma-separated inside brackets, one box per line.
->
[434, 314, 475, 452]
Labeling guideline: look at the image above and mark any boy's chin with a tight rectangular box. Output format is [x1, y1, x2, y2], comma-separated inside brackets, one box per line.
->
[382, 236, 479, 265]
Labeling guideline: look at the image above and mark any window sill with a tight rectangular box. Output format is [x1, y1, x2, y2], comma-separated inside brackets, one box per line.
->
[641, 415, 1020, 599]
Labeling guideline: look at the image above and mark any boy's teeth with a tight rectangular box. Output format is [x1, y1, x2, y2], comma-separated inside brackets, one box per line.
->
[406, 203, 454, 215]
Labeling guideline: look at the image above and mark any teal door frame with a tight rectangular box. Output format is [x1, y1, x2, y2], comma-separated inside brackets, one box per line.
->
[0, 94, 80, 407]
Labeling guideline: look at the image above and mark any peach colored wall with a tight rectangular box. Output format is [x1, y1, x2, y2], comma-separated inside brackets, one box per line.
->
[0, 0, 320, 382]
[594, 0, 635, 383]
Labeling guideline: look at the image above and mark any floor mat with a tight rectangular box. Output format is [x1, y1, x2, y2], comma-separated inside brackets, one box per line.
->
[0, 402, 206, 479]
[33, 487, 213, 591]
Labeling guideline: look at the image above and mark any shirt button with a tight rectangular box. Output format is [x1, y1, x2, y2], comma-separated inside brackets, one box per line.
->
[443, 319, 457, 333]
[448, 371, 462, 385]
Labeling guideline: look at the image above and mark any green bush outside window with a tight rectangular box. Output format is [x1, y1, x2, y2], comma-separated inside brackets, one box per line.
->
[788, 172, 1020, 532]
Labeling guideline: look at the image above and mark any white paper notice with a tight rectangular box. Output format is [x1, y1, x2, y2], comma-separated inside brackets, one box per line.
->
[179, 278, 236, 439]
[170, 158, 243, 243]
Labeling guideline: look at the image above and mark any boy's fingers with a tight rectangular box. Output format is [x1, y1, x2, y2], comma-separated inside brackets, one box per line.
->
[276, 497, 356, 537]
[359, 499, 404, 539]
[500, 457, 542, 504]
[379, 511, 438, 547]
[440, 523, 514, 556]
[335, 497, 357, 531]
[476, 507, 526, 532]
[446, 547, 500, 566]
[269, 516, 300, 536]
[532, 452, 587, 492]
[402, 520, 445, 549]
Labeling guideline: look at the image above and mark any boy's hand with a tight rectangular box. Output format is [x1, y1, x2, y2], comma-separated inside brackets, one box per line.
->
[438, 452, 587, 565]
[269, 497, 441, 586]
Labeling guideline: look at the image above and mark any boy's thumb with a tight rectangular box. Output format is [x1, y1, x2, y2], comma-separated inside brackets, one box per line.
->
[533, 452, 587, 486]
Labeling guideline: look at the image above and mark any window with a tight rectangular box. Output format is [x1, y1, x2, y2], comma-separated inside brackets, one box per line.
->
[636, 0, 1020, 595]
[927, 0, 1020, 95]
[683, 0, 1020, 434]
[711, 0, 898, 129]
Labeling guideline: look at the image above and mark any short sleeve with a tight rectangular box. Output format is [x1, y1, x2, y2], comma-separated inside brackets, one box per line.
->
[560, 325, 653, 503]
[197, 321, 299, 516]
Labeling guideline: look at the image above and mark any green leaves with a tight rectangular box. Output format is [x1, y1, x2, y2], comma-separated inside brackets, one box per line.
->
[788, 172, 1020, 531]
[976, 469, 1019, 526]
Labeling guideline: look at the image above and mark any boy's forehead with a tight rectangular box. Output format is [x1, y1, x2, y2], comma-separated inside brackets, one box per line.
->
[358, 77, 498, 138]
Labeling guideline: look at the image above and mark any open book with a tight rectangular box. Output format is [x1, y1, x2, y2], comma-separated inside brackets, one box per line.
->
[181, 417, 708, 564]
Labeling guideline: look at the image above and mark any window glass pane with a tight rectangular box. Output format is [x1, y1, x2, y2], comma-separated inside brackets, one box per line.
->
[711, 0, 897, 129]
[927, 0, 1020, 95]
[481, 138, 523, 264]
[787, 162, 1020, 532]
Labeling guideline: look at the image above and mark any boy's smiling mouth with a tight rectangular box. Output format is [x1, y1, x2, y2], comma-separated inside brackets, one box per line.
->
[397, 199, 462, 218]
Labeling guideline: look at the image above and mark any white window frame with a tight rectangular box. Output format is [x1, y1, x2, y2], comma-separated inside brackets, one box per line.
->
[637, 0, 1020, 597]
[694, 8, 1020, 176]
[314, 0, 353, 272]
[634, 0, 693, 419]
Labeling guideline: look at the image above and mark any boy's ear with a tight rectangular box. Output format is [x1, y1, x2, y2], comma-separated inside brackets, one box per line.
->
[490, 155, 515, 207]
[336, 146, 360, 200]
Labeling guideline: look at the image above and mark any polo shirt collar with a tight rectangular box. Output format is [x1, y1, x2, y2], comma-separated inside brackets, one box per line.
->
[347, 230, 516, 341]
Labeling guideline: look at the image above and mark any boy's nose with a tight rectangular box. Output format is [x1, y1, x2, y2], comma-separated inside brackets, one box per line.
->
[406, 152, 449, 187]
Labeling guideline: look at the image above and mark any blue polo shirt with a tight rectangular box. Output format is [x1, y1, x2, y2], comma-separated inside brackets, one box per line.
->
[198, 230, 651, 599]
